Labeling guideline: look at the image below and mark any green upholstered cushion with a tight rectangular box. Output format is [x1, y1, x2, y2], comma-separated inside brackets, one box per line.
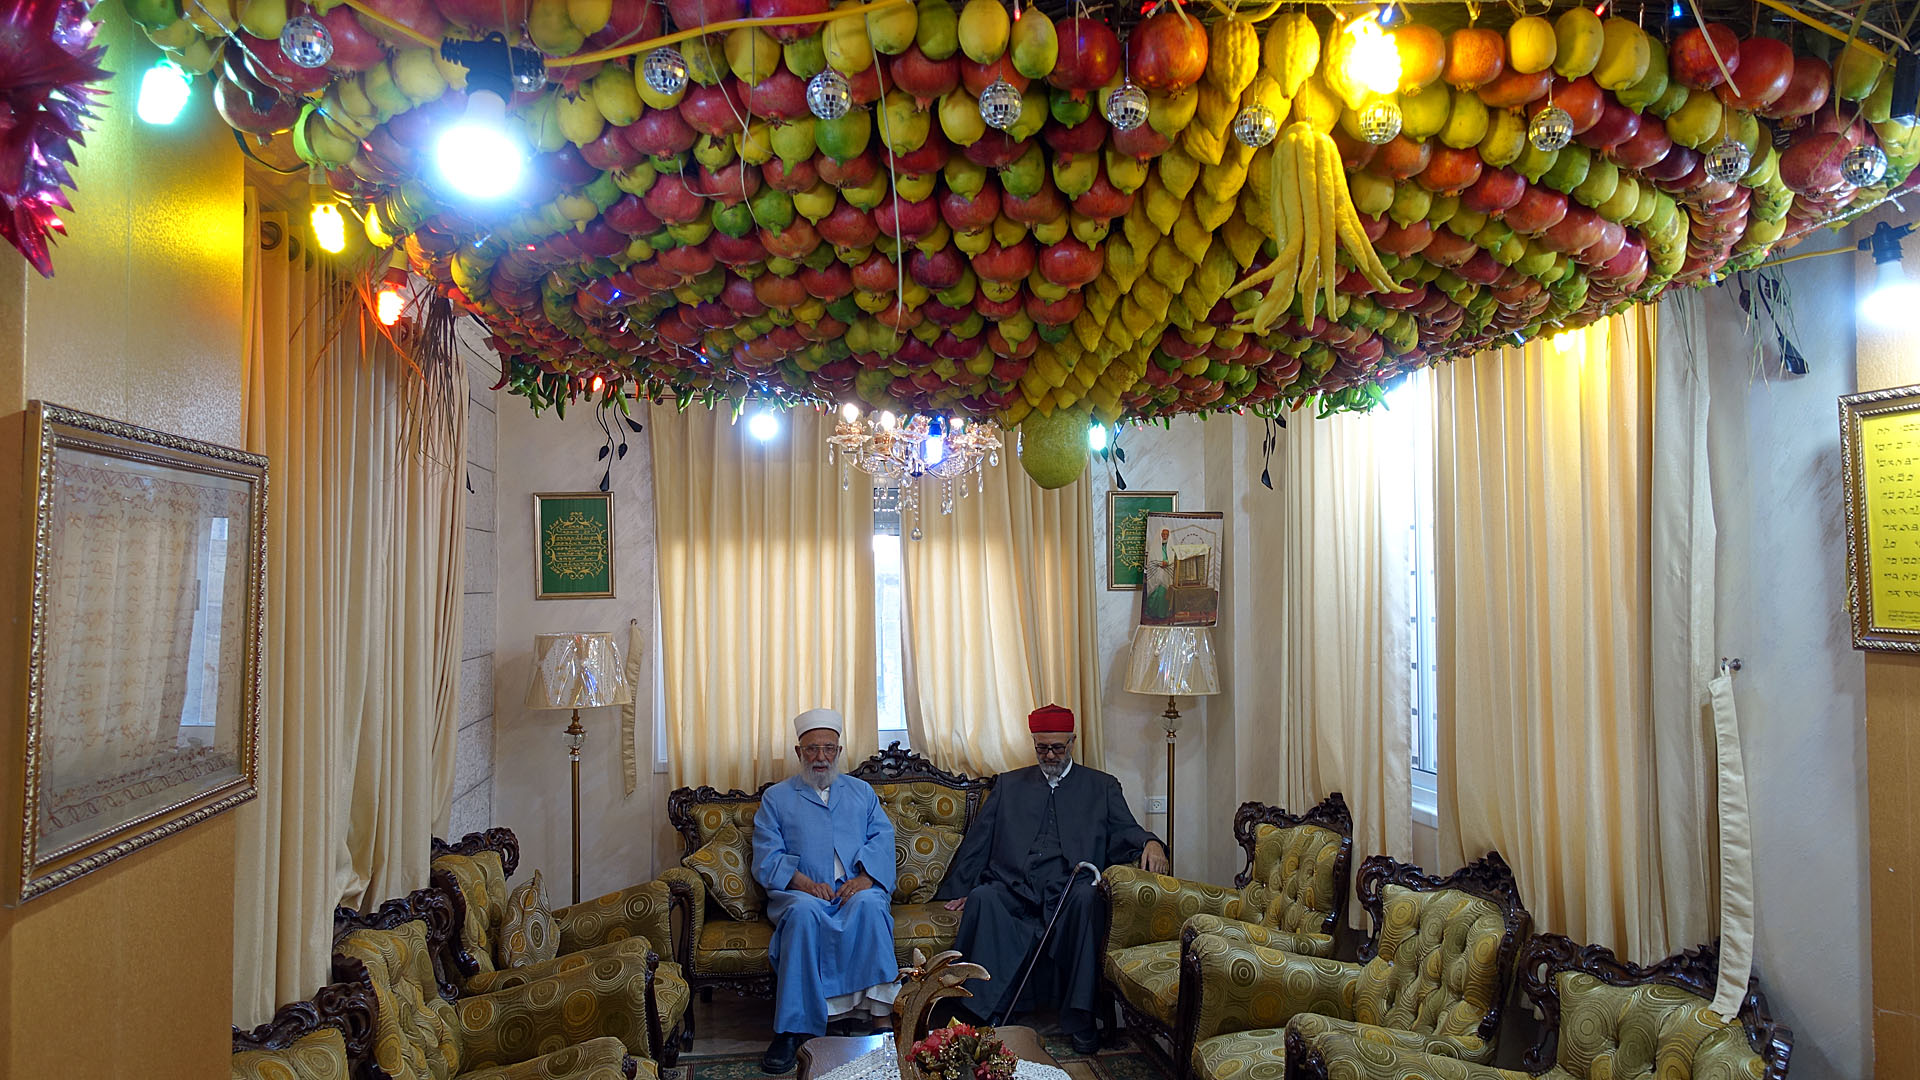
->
[498, 870, 559, 969]
[683, 824, 765, 922]
[231, 1028, 352, 1080]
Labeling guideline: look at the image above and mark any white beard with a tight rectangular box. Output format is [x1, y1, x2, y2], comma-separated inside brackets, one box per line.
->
[803, 759, 840, 791]
[1039, 760, 1066, 781]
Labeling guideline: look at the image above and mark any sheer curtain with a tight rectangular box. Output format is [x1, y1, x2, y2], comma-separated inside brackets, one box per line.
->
[650, 405, 877, 789]
[1252, 404, 1414, 924]
[901, 463, 1102, 775]
[1432, 308, 1720, 959]
[232, 198, 466, 1023]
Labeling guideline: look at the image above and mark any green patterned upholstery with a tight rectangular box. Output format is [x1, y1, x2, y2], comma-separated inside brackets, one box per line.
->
[499, 871, 560, 968]
[1285, 936, 1791, 1080]
[683, 825, 765, 921]
[337, 917, 653, 1080]
[459, 1039, 642, 1080]
[1186, 854, 1530, 1080]
[433, 838, 690, 1066]
[664, 749, 994, 998]
[1101, 797, 1351, 1060]
[231, 1028, 352, 1080]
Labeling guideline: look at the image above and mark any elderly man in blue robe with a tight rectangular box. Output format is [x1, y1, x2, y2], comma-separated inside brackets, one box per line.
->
[753, 708, 901, 1074]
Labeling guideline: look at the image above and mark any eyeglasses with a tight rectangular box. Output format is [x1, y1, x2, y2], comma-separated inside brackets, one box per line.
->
[1033, 743, 1072, 758]
[799, 744, 842, 760]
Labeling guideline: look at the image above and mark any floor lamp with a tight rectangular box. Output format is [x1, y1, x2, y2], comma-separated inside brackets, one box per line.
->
[525, 631, 632, 904]
[1123, 625, 1220, 872]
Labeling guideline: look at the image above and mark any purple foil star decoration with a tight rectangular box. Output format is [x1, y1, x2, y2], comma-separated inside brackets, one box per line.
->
[0, 0, 108, 277]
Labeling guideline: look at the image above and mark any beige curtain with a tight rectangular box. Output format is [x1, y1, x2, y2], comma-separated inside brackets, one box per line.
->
[232, 197, 466, 1023]
[901, 463, 1102, 775]
[1433, 309, 1715, 959]
[650, 405, 876, 789]
[1257, 405, 1415, 925]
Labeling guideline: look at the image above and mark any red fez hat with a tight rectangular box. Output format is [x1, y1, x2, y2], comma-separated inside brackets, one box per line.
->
[1028, 704, 1075, 733]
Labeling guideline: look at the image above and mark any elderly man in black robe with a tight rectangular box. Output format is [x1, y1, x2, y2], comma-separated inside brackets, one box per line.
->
[934, 704, 1169, 1053]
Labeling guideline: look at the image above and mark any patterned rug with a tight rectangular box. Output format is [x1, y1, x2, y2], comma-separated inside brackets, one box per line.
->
[673, 1030, 1173, 1080]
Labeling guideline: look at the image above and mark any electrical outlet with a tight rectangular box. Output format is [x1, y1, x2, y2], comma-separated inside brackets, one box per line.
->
[1145, 795, 1169, 814]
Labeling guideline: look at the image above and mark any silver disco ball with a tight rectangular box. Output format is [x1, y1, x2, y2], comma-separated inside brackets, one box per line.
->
[1233, 104, 1279, 147]
[1844, 144, 1889, 187]
[1358, 99, 1403, 145]
[1104, 81, 1148, 132]
[979, 77, 1022, 131]
[807, 70, 851, 120]
[1528, 105, 1572, 152]
[280, 14, 334, 68]
[1705, 139, 1751, 183]
[642, 48, 689, 95]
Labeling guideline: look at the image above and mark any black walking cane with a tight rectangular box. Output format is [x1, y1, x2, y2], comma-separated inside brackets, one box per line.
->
[990, 861, 1104, 1026]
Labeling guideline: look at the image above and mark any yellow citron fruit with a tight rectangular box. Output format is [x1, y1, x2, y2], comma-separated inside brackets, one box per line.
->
[184, 0, 231, 38]
[939, 89, 986, 144]
[1009, 8, 1056, 80]
[1290, 75, 1342, 133]
[824, 8, 875, 72]
[958, 0, 1009, 63]
[1507, 15, 1555, 75]
[1592, 19, 1649, 90]
[1616, 36, 1667, 111]
[684, 35, 729, 83]
[1553, 7, 1603, 78]
[148, 16, 198, 50]
[555, 88, 606, 146]
[737, 122, 776, 165]
[1440, 85, 1489, 148]
[1478, 106, 1527, 167]
[637, 63, 686, 107]
[1836, 38, 1886, 101]
[1262, 12, 1319, 99]
[568, 0, 611, 37]
[1147, 87, 1199, 137]
[590, 62, 641, 125]
[1207, 17, 1259, 97]
[727, 27, 782, 84]
[869, 0, 917, 54]
[529, 0, 586, 57]
[916, 0, 959, 59]
[237, 0, 288, 40]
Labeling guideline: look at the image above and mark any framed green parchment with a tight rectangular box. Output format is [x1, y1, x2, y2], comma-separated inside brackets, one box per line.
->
[534, 492, 615, 600]
[1107, 491, 1177, 590]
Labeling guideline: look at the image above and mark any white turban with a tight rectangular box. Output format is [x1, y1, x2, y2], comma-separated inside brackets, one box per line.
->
[792, 708, 843, 740]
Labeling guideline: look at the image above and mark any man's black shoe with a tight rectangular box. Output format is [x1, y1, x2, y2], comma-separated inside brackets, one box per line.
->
[761, 1033, 805, 1074]
[1067, 1030, 1101, 1056]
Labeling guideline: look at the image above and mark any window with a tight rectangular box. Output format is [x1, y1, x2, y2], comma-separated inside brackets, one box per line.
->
[176, 516, 231, 747]
[874, 485, 909, 749]
[1387, 372, 1439, 825]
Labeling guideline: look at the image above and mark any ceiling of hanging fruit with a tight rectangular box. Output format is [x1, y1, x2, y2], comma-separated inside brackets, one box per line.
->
[158, 0, 1918, 446]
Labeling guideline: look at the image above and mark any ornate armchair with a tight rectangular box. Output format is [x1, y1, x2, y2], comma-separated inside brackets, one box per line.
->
[1181, 853, 1531, 1080]
[662, 745, 995, 1003]
[1101, 794, 1352, 1064]
[231, 966, 379, 1080]
[1284, 935, 1793, 1080]
[333, 886, 651, 1080]
[431, 829, 690, 1063]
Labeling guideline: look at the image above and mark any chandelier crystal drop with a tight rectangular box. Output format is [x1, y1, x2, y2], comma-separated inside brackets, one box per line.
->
[827, 413, 1004, 538]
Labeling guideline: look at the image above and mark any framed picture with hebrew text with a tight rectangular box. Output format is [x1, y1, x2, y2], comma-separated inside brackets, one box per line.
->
[14, 402, 265, 903]
[534, 491, 615, 599]
[1107, 491, 1177, 590]
[1841, 385, 1920, 651]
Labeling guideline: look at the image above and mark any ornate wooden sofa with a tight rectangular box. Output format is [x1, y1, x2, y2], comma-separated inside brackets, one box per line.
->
[662, 745, 995, 1002]
[1100, 793, 1353, 1068]
[231, 967, 380, 1080]
[332, 885, 650, 1080]
[1180, 852, 1533, 1080]
[1284, 935, 1793, 1079]
[430, 828, 690, 1064]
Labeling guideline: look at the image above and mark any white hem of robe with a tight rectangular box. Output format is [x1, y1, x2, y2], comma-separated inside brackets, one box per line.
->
[827, 979, 902, 1019]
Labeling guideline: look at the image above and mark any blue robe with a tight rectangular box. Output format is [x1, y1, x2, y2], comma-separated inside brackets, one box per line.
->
[753, 774, 899, 1035]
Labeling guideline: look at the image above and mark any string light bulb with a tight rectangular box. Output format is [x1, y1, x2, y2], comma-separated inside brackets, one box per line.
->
[435, 36, 528, 200]
[310, 195, 347, 254]
[375, 251, 408, 326]
[137, 59, 191, 125]
[1344, 16, 1401, 96]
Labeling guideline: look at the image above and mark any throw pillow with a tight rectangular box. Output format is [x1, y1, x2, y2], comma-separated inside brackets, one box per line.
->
[685, 824, 766, 921]
[893, 826, 963, 904]
[497, 869, 559, 969]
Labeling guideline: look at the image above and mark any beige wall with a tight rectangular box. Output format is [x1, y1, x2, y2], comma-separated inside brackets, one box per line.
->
[0, 6, 244, 1075]
[1856, 203, 1920, 1077]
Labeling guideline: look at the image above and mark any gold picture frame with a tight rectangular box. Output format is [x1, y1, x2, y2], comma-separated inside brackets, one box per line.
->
[534, 491, 615, 600]
[15, 402, 266, 903]
[1840, 384, 1920, 652]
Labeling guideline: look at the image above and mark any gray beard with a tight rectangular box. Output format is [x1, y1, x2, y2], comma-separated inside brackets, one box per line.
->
[1039, 761, 1065, 781]
[803, 760, 839, 790]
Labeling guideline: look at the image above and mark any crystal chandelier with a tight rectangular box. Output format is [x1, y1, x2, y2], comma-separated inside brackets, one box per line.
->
[826, 407, 1004, 540]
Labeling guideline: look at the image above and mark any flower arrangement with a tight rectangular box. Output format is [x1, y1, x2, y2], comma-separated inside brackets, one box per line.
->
[907, 1023, 1017, 1080]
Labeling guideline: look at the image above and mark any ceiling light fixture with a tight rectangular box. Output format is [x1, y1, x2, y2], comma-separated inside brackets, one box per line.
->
[435, 35, 540, 200]
[1861, 220, 1920, 328]
[137, 59, 191, 125]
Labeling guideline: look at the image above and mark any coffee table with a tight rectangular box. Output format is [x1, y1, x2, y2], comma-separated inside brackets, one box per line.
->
[796, 1025, 1057, 1080]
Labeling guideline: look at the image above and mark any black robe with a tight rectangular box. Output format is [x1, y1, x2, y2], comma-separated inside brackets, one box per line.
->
[934, 762, 1158, 1028]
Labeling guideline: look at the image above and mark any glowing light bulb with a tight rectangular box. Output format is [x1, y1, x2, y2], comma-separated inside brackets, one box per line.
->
[435, 89, 524, 200]
[841, 402, 862, 421]
[1865, 260, 1920, 328]
[137, 59, 191, 125]
[748, 409, 781, 441]
[310, 201, 347, 254]
[1088, 424, 1109, 452]
[1345, 17, 1402, 96]
[879, 411, 898, 431]
[923, 434, 946, 464]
